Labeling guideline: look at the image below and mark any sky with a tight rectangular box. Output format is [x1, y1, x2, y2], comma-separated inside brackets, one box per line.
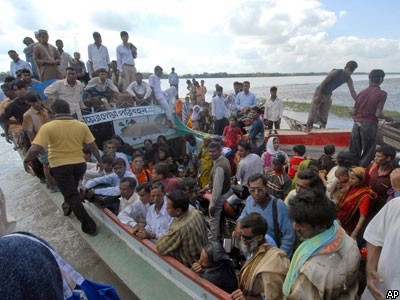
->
[1, 0, 399, 75]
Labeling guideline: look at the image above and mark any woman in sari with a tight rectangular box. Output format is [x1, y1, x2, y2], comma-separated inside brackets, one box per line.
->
[336, 167, 374, 240]
[197, 135, 212, 189]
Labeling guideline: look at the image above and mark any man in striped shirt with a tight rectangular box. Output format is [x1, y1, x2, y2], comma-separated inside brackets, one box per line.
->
[156, 190, 208, 267]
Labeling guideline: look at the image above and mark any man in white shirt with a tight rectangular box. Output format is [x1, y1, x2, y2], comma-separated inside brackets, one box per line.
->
[235, 81, 256, 112]
[116, 31, 137, 91]
[362, 168, 400, 300]
[55, 39, 73, 77]
[264, 86, 283, 134]
[149, 65, 177, 128]
[225, 81, 240, 118]
[118, 182, 152, 234]
[8, 50, 32, 78]
[212, 85, 228, 136]
[126, 72, 152, 105]
[87, 32, 110, 77]
[136, 182, 173, 240]
[44, 67, 85, 120]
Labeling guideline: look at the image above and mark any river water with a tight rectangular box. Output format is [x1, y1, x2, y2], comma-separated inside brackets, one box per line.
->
[168, 74, 400, 112]
[0, 136, 137, 299]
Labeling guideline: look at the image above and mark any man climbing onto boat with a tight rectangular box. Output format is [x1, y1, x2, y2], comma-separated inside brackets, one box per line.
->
[306, 60, 358, 131]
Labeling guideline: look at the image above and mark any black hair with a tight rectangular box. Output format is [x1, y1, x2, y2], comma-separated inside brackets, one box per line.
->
[369, 69, 385, 84]
[208, 141, 222, 151]
[297, 169, 326, 192]
[97, 68, 108, 74]
[51, 99, 70, 114]
[237, 140, 251, 152]
[335, 166, 349, 177]
[240, 213, 268, 236]
[101, 155, 114, 165]
[137, 182, 152, 194]
[216, 85, 223, 92]
[14, 80, 27, 90]
[113, 158, 126, 168]
[151, 181, 165, 192]
[345, 60, 358, 71]
[293, 144, 306, 156]
[247, 173, 267, 186]
[20, 69, 31, 75]
[376, 145, 396, 160]
[324, 144, 335, 155]
[270, 86, 277, 92]
[166, 190, 189, 212]
[289, 189, 336, 228]
[120, 31, 128, 37]
[336, 151, 352, 168]
[65, 67, 76, 72]
[250, 106, 262, 114]
[131, 153, 144, 161]
[26, 92, 41, 103]
[153, 163, 169, 179]
[120, 177, 137, 190]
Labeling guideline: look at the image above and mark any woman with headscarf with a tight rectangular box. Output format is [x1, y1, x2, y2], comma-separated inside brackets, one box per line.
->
[261, 137, 289, 175]
[197, 135, 212, 189]
[191, 241, 238, 293]
[336, 167, 375, 241]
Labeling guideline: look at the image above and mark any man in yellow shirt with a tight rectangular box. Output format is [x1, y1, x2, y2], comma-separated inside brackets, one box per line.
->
[24, 99, 103, 235]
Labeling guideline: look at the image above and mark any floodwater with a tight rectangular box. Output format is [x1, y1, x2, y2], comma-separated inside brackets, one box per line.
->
[0, 136, 137, 299]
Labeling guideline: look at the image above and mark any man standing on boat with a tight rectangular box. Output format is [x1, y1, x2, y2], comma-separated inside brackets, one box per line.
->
[87, 32, 110, 78]
[168, 67, 179, 94]
[24, 99, 103, 236]
[33, 30, 63, 82]
[8, 50, 32, 78]
[207, 142, 233, 241]
[235, 81, 256, 112]
[306, 60, 358, 131]
[116, 31, 137, 91]
[349, 69, 392, 168]
[149, 65, 177, 129]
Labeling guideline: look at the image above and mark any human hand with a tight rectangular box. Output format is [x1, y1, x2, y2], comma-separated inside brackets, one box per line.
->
[366, 270, 385, 300]
[136, 229, 150, 239]
[96, 162, 104, 173]
[230, 289, 245, 300]
[191, 262, 204, 273]
[209, 206, 216, 217]
[390, 168, 400, 192]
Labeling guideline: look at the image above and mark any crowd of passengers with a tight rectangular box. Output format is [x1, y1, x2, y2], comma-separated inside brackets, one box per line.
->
[2, 29, 399, 299]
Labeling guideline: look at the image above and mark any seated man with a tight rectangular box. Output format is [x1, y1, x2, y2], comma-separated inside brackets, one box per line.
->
[284, 189, 360, 299]
[84, 158, 136, 198]
[118, 177, 138, 212]
[136, 182, 173, 240]
[129, 154, 151, 184]
[118, 182, 152, 234]
[126, 72, 152, 106]
[102, 139, 130, 171]
[85, 68, 120, 101]
[230, 213, 289, 300]
[156, 190, 208, 267]
[235, 174, 295, 257]
[20, 69, 41, 88]
[151, 163, 180, 193]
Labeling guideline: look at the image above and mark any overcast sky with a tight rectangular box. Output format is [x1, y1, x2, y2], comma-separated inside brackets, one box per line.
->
[1, 0, 399, 75]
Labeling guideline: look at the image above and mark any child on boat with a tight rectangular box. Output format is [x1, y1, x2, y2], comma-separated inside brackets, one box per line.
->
[222, 116, 242, 153]
[317, 144, 336, 174]
[288, 144, 306, 180]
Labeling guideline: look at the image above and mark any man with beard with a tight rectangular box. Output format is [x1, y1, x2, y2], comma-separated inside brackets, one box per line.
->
[230, 213, 289, 300]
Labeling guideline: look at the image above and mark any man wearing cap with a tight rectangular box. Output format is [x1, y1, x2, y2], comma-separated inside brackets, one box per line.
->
[265, 152, 292, 200]
[88, 32, 110, 77]
[33, 30, 62, 82]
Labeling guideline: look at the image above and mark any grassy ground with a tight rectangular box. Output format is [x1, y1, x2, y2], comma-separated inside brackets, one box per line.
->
[282, 100, 400, 119]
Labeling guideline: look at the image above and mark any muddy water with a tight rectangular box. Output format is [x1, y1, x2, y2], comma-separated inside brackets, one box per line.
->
[0, 137, 137, 300]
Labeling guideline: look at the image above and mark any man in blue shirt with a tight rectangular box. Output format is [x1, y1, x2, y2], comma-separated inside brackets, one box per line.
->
[168, 67, 179, 94]
[248, 106, 265, 156]
[235, 81, 256, 112]
[234, 173, 295, 257]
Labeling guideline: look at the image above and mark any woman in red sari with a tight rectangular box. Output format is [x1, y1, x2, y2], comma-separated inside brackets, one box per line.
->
[336, 167, 375, 240]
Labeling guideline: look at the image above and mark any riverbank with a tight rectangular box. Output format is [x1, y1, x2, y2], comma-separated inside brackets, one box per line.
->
[0, 136, 137, 299]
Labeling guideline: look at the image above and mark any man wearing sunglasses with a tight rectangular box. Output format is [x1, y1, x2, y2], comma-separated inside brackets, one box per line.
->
[234, 173, 295, 257]
[230, 213, 289, 300]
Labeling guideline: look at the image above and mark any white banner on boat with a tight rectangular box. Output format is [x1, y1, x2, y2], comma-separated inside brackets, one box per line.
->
[82, 106, 164, 126]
